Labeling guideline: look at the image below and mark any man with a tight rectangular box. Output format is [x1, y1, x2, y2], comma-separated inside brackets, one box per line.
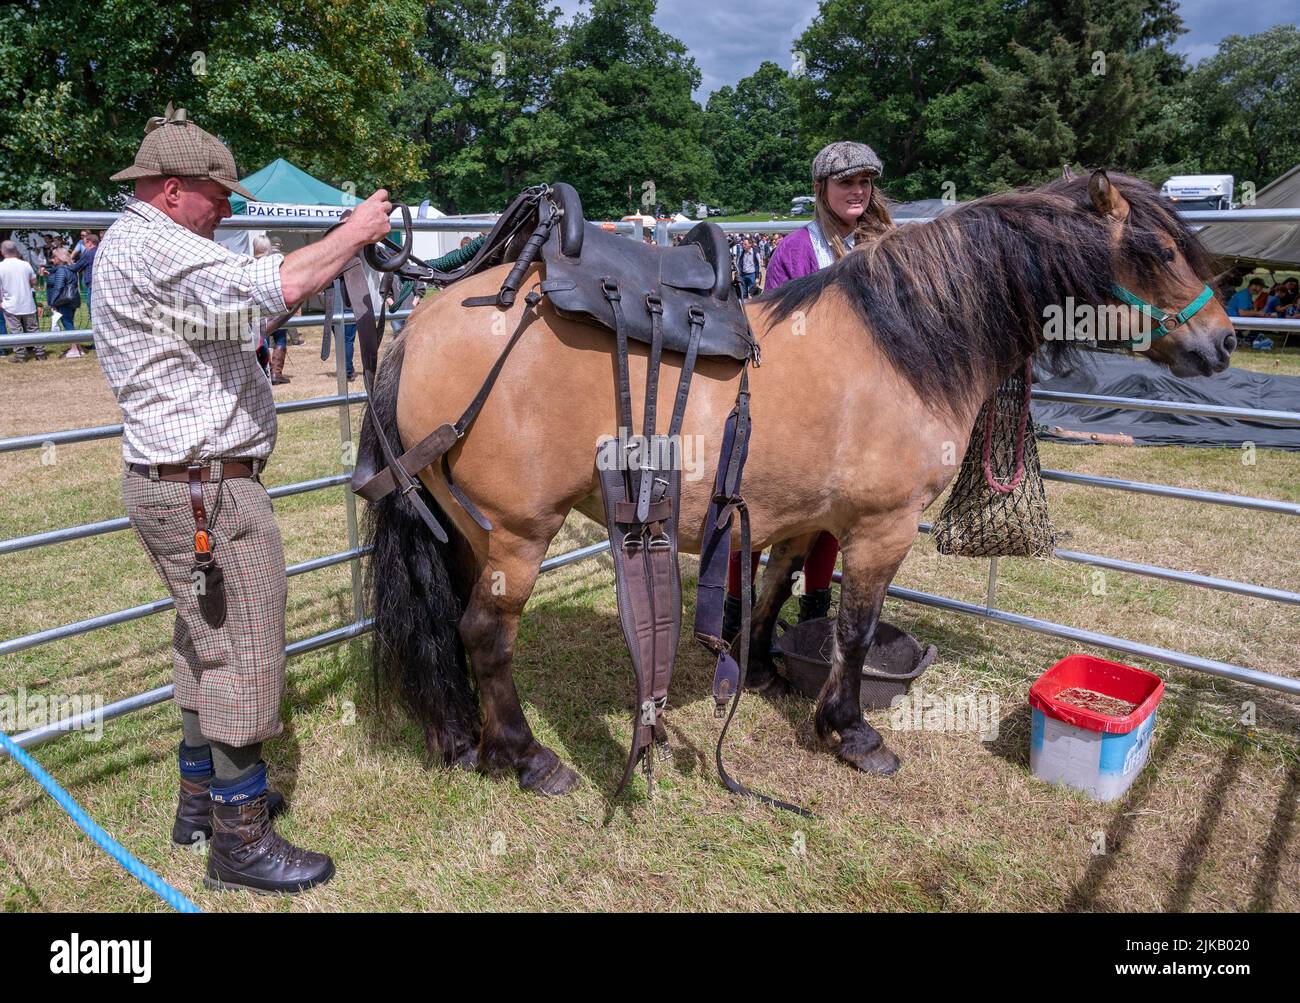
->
[1225, 277, 1267, 318]
[69, 232, 99, 325]
[0, 240, 46, 361]
[96, 104, 392, 894]
[735, 237, 762, 299]
[1226, 277, 1269, 348]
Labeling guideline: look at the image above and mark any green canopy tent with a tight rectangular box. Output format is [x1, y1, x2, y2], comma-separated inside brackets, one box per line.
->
[215, 158, 357, 257]
[227, 158, 355, 217]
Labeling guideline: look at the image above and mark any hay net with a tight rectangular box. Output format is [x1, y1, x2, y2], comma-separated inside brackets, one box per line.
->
[933, 359, 1057, 558]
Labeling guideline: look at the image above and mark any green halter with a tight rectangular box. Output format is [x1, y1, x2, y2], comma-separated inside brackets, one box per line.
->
[1109, 282, 1214, 343]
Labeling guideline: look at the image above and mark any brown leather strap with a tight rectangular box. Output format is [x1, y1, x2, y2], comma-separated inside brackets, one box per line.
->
[128, 460, 259, 482]
[344, 258, 450, 544]
[188, 466, 212, 565]
[353, 289, 542, 531]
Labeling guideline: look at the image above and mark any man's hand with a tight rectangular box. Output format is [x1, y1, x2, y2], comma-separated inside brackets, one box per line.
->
[344, 190, 394, 245]
[279, 188, 396, 307]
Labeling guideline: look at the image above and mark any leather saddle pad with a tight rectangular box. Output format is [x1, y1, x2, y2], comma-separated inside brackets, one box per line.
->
[539, 220, 756, 362]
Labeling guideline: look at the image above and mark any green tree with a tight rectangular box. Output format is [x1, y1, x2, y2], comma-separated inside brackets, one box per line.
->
[791, 0, 1022, 201]
[538, 0, 713, 219]
[0, 1, 424, 210]
[976, 0, 1188, 190]
[1176, 25, 1300, 191]
[790, 0, 1189, 200]
[389, 0, 566, 212]
[703, 61, 807, 213]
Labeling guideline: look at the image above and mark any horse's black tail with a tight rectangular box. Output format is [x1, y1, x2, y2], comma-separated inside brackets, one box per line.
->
[361, 335, 480, 764]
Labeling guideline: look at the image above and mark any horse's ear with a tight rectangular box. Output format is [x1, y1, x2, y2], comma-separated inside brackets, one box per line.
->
[1089, 170, 1130, 222]
[1062, 163, 1074, 181]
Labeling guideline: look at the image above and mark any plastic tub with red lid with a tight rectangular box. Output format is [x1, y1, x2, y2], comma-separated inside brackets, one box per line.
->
[1028, 654, 1164, 801]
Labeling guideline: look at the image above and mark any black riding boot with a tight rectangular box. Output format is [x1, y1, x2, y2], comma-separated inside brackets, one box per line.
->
[722, 593, 744, 645]
[798, 586, 833, 623]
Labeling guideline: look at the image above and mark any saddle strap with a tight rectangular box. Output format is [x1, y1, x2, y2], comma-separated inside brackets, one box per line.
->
[668, 308, 704, 441]
[602, 281, 637, 502]
[417, 185, 549, 286]
[708, 370, 811, 818]
[321, 280, 336, 361]
[351, 289, 544, 535]
[343, 259, 449, 543]
[598, 441, 682, 798]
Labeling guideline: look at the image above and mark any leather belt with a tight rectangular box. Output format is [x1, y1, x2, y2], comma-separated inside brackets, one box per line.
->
[128, 460, 261, 482]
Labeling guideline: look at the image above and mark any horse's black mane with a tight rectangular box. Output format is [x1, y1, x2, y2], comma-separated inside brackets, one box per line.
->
[760, 172, 1217, 416]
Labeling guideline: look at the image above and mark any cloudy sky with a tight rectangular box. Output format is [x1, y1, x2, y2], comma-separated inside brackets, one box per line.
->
[553, 0, 1284, 100]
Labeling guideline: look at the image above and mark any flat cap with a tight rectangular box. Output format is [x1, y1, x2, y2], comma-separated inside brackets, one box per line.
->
[111, 103, 253, 199]
[812, 141, 883, 183]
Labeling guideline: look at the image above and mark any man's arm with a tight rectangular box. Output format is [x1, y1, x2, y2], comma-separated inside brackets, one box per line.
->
[278, 190, 395, 307]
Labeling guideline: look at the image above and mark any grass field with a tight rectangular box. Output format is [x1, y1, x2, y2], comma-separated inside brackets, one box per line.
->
[1, 340, 1297, 913]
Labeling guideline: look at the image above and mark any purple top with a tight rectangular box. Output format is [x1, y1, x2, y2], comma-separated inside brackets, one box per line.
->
[763, 226, 820, 291]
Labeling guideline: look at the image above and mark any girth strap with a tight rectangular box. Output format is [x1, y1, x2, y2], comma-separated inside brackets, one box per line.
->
[597, 278, 690, 798]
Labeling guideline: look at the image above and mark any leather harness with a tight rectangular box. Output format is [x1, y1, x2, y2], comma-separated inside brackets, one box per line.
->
[345, 183, 804, 813]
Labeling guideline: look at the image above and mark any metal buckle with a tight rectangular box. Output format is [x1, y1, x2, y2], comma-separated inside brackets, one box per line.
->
[622, 531, 643, 555]
[648, 532, 671, 551]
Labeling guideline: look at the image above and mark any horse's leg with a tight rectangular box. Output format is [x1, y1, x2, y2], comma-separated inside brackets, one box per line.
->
[459, 529, 580, 795]
[745, 533, 818, 693]
[813, 527, 912, 775]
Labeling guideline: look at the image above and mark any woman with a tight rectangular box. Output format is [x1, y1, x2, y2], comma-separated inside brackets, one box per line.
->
[45, 247, 86, 357]
[724, 141, 895, 642]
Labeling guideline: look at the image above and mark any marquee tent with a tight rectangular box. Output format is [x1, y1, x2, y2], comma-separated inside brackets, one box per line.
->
[1199, 163, 1300, 271]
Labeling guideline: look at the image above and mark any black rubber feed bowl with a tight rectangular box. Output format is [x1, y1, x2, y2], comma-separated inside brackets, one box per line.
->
[772, 616, 937, 707]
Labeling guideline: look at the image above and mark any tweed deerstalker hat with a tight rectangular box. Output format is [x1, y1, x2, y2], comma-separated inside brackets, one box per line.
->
[111, 103, 254, 198]
[812, 141, 883, 183]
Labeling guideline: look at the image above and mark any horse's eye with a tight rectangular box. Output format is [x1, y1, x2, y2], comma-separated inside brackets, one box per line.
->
[1160, 247, 1176, 263]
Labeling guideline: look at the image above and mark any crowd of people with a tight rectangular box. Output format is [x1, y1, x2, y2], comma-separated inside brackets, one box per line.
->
[657, 228, 786, 300]
[0, 228, 100, 360]
[1224, 273, 1300, 350]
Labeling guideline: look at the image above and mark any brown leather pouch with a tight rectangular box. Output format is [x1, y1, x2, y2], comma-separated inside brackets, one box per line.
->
[193, 559, 227, 629]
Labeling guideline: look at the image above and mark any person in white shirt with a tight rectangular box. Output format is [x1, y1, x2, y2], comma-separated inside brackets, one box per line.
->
[0, 240, 46, 362]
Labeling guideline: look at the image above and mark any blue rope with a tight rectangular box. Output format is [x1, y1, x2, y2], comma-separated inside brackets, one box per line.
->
[0, 729, 201, 913]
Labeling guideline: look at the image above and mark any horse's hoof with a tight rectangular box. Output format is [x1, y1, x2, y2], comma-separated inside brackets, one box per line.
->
[745, 666, 792, 698]
[838, 743, 901, 776]
[452, 745, 479, 772]
[525, 761, 581, 796]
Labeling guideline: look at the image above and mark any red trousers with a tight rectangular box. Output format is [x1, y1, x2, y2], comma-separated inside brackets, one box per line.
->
[727, 531, 839, 596]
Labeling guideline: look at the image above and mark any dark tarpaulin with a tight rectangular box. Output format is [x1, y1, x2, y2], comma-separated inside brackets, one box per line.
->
[1031, 351, 1300, 451]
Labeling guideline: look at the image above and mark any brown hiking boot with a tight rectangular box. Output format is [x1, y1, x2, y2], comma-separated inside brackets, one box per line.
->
[269, 345, 290, 384]
[204, 792, 333, 894]
[172, 774, 285, 848]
